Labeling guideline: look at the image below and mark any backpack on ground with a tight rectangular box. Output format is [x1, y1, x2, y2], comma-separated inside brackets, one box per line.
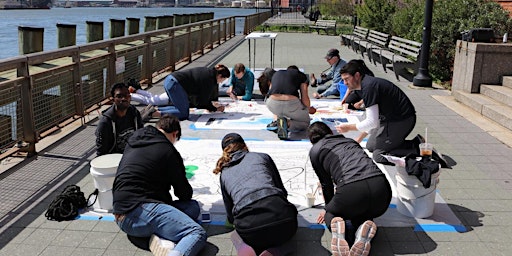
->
[45, 185, 88, 222]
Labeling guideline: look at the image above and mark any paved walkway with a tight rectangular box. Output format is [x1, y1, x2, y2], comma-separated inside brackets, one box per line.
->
[1, 32, 512, 256]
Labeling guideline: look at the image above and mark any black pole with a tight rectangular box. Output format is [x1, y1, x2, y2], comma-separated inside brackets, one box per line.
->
[413, 0, 434, 87]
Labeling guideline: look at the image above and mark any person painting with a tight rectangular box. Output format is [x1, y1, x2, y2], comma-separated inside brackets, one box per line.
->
[335, 59, 427, 165]
[213, 133, 298, 256]
[142, 64, 231, 121]
[95, 82, 143, 156]
[265, 65, 311, 140]
[308, 121, 392, 256]
[227, 63, 255, 101]
[113, 114, 206, 256]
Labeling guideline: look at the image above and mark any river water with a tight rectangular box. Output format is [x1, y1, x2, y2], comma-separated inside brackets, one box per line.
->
[0, 7, 257, 59]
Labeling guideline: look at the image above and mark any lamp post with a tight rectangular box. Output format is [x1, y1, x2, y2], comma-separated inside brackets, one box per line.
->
[413, 0, 434, 87]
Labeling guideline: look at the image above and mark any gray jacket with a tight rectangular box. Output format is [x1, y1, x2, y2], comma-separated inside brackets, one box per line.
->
[219, 150, 287, 223]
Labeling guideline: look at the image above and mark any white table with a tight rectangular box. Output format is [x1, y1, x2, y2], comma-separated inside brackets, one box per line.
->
[245, 32, 278, 69]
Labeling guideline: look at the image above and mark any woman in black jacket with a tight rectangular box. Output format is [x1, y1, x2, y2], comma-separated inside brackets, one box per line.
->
[308, 121, 392, 256]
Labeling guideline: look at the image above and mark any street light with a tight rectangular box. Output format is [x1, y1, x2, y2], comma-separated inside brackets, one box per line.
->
[413, 0, 434, 87]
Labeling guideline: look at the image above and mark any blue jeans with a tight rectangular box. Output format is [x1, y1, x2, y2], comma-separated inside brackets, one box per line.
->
[317, 82, 340, 97]
[162, 75, 190, 120]
[117, 201, 206, 256]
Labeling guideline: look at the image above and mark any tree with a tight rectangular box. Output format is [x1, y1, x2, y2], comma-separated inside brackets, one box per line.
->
[356, 0, 397, 32]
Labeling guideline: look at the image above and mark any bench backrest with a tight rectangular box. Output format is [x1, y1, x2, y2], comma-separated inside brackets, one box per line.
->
[388, 36, 422, 59]
[353, 26, 369, 39]
[367, 30, 390, 48]
[314, 20, 336, 27]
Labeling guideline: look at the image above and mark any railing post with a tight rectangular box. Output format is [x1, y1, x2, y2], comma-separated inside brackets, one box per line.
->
[168, 30, 175, 72]
[209, 21, 214, 50]
[18, 60, 37, 156]
[57, 23, 76, 48]
[143, 35, 153, 86]
[86, 21, 104, 43]
[18, 26, 44, 55]
[107, 42, 116, 89]
[71, 50, 84, 119]
[186, 26, 192, 63]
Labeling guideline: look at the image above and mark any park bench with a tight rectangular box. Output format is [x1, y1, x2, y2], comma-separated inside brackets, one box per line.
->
[262, 18, 312, 33]
[359, 30, 391, 62]
[309, 20, 337, 35]
[376, 36, 422, 81]
[340, 26, 369, 50]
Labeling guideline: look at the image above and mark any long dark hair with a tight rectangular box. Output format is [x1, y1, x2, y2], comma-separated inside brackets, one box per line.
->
[340, 59, 374, 78]
[213, 136, 249, 174]
[257, 67, 275, 96]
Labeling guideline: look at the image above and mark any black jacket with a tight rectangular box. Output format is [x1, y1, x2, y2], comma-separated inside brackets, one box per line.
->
[95, 104, 143, 156]
[112, 125, 193, 214]
[172, 67, 219, 112]
[309, 134, 385, 205]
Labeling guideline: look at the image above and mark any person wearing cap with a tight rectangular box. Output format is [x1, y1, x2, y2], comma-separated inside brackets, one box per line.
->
[310, 48, 347, 99]
[213, 133, 298, 255]
[112, 114, 207, 256]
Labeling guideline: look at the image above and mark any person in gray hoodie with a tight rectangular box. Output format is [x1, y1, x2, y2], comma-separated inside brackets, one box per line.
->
[95, 82, 143, 156]
[213, 133, 298, 255]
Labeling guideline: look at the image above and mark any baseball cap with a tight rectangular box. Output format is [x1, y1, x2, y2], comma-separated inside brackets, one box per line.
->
[325, 48, 340, 59]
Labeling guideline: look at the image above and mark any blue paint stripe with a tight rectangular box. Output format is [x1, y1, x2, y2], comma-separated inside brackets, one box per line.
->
[181, 137, 201, 140]
[414, 224, 466, 232]
[77, 215, 115, 222]
[389, 203, 397, 208]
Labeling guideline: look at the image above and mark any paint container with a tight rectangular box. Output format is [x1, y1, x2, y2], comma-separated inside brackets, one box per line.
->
[89, 153, 123, 212]
[306, 193, 315, 208]
[395, 166, 440, 219]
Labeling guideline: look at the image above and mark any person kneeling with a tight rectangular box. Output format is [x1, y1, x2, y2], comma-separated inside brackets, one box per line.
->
[113, 114, 207, 256]
[214, 133, 298, 255]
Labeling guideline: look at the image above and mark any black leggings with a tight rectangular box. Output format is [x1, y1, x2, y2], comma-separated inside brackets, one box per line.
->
[324, 175, 392, 235]
[235, 195, 298, 254]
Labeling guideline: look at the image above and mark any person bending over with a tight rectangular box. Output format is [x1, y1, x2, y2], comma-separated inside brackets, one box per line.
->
[335, 59, 430, 165]
[95, 82, 143, 156]
[213, 133, 298, 256]
[266, 65, 311, 140]
[226, 63, 255, 101]
[113, 115, 207, 256]
[308, 121, 392, 256]
[140, 64, 230, 121]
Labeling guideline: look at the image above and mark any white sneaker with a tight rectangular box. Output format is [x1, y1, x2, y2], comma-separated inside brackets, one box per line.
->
[149, 234, 176, 256]
[349, 220, 377, 256]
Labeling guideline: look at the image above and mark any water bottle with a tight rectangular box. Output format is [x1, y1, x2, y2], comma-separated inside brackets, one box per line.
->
[503, 33, 508, 43]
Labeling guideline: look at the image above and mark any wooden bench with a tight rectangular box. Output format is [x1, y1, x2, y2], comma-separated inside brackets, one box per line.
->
[262, 18, 312, 33]
[376, 36, 422, 81]
[340, 26, 369, 51]
[309, 20, 337, 35]
[359, 30, 390, 62]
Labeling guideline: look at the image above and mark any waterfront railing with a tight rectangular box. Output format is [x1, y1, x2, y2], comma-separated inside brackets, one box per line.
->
[0, 11, 271, 159]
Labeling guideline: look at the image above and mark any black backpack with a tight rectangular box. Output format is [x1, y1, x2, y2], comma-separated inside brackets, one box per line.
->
[45, 185, 89, 221]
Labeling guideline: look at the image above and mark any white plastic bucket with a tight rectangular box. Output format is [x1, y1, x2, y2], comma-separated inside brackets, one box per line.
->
[395, 166, 440, 218]
[89, 153, 123, 212]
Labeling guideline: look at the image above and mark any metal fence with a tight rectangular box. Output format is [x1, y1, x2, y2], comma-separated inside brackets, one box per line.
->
[0, 11, 271, 159]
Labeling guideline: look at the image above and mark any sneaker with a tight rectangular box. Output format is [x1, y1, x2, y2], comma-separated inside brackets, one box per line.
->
[141, 105, 156, 122]
[149, 234, 176, 256]
[276, 117, 289, 140]
[231, 231, 257, 256]
[330, 217, 349, 256]
[266, 120, 278, 131]
[349, 220, 377, 256]
[310, 74, 317, 87]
